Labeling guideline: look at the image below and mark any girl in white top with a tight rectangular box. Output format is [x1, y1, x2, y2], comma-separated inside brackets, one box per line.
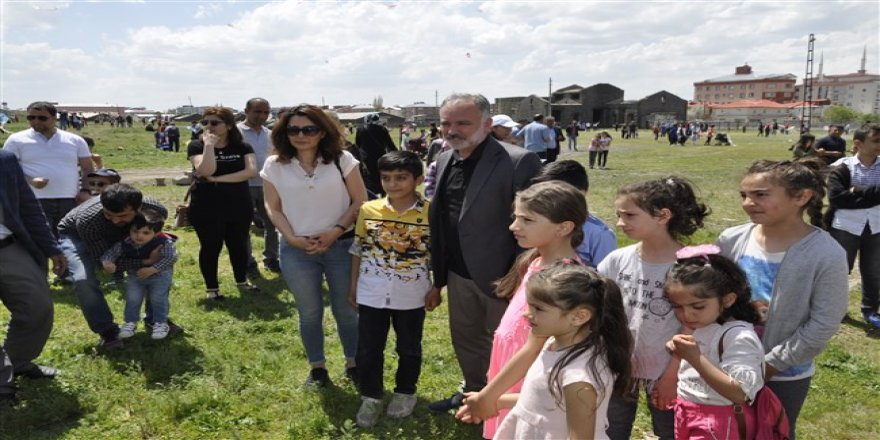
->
[261, 105, 368, 387]
[464, 262, 633, 440]
[664, 245, 764, 440]
[597, 176, 710, 440]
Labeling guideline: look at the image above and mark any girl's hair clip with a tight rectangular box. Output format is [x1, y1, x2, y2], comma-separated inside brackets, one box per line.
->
[675, 244, 720, 265]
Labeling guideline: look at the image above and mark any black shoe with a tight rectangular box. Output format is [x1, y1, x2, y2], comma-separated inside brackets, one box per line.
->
[304, 367, 332, 388]
[99, 334, 124, 351]
[14, 365, 59, 379]
[237, 282, 261, 293]
[345, 366, 359, 387]
[264, 259, 281, 273]
[428, 392, 465, 412]
[0, 392, 18, 408]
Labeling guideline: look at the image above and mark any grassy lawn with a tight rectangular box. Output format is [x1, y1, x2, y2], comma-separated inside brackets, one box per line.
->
[1, 122, 878, 439]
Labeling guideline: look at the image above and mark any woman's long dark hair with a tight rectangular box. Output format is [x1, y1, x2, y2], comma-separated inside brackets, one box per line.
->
[270, 104, 343, 164]
[527, 263, 633, 408]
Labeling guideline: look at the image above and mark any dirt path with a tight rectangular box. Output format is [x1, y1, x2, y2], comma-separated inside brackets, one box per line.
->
[119, 168, 190, 184]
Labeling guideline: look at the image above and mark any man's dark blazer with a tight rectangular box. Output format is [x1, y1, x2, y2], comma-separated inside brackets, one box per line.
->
[0, 150, 59, 265]
[429, 136, 542, 296]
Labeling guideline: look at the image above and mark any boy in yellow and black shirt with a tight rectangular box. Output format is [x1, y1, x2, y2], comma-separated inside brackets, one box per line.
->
[348, 150, 440, 428]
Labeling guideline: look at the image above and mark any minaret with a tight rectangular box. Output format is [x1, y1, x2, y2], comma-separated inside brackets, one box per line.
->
[858, 45, 867, 74]
[818, 51, 824, 77]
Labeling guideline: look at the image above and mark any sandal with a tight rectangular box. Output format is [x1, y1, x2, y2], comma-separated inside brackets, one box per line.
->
[206, 289, 225, 301]
[237, 282, 261, 292]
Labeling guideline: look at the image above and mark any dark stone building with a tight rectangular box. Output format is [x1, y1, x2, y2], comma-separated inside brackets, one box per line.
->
[495, 83, 687, 129]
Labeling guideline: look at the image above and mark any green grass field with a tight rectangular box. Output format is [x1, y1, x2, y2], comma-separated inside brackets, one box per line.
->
[0, 121, 877, 439]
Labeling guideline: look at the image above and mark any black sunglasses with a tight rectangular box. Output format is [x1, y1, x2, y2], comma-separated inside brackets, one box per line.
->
[200, 120, 224, 127]
[286, 125, 321, 136]
[27, 115, 50, 121]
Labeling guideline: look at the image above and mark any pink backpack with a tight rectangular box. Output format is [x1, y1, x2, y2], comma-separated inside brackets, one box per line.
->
[718, 326, 791, 440]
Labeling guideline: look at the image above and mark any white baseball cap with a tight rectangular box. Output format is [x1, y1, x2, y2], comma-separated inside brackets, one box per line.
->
[492, 114, 519, 128]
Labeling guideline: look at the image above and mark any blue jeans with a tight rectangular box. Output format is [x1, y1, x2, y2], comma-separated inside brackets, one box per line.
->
[59, 235, 118, 337]
[124, 270, 172, 324]
[280, 238, 358, 365]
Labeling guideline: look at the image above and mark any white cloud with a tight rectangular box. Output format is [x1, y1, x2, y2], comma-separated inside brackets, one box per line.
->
[0, 0, 877, 110]
[194, 2, 223, 19]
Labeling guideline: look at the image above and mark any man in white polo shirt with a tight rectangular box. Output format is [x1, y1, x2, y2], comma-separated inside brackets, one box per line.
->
[237, 97, 280, 276]
[2, 101, 94, 235]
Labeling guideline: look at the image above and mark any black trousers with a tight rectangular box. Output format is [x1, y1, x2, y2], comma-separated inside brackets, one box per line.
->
[193, 219, 251, 289]
[356, 304, 425, 399]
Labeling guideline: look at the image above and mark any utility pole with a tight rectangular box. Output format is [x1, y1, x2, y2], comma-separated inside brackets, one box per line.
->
[547, 77, 552, 116]
[801, 34, 815, 133]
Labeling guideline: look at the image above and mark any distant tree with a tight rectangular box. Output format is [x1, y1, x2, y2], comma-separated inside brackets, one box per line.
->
[372, 95, 383, 110]
[859, 112, 879, 124]
[823, 105, 860, 123]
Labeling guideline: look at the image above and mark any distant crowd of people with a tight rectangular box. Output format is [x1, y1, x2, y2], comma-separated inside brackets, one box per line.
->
[1, 96, 878, 440]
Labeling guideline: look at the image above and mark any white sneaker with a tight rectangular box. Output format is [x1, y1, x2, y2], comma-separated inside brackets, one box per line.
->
[386, 393, 417, 419]
[151, 322, 170, 340]
[119, 322, 137, 339]
[356, 397, 383, 428]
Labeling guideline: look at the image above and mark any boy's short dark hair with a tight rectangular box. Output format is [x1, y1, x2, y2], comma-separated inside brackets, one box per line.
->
[82, 136, 95, 148]
[530, 160, 589, 192]
[100, 183, 143, 213]
[853, 124, 880, 142]
[377, 150, 423, 178]
[131, 208, 166, 233]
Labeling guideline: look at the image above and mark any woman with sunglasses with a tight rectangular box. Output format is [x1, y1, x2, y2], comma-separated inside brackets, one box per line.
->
[262, 105, 368, 387]
[187, 107, 259, 300]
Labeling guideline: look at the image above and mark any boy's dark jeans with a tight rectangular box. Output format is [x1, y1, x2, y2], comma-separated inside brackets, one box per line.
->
[829, 224, 880, 314]
[356, 304, 425, 399]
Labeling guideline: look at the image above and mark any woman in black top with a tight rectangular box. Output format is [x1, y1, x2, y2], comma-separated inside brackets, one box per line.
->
[187, 107, 258, 299]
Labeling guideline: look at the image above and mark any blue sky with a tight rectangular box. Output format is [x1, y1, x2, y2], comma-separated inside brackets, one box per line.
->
[1, 1, 877, 111]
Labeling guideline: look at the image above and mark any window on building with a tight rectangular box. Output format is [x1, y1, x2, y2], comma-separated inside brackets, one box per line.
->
[715, 86, 720, 90]
[749, 84, 754, 89]
[714, 94, 720, 98]
[741, 85, 746, 89]
[767, 84, 777, 89]
[749, 92, 754, 97]
[740, 93, 745, 98]
[785, 83, 792, 88]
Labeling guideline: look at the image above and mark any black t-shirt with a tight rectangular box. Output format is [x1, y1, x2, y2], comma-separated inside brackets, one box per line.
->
[815, 135, 846, 165]
[439, 137, 488, 279]
[186, 140, 254, 224]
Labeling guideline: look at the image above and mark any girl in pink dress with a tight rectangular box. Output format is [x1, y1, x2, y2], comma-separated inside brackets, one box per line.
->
[462, 180, 588, 438]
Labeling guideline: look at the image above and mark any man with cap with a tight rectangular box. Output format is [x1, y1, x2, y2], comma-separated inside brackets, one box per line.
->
[0, 150, 67, 405]
[2, 101, 94, 235]
[86, 168, 122, 196]
[490, 114, 520, 144]
[515, 114, 551, 160]
[815, 124, 847, 166]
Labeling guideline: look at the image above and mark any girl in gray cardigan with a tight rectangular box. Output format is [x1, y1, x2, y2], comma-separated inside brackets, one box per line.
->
[718, 159, 848, 439]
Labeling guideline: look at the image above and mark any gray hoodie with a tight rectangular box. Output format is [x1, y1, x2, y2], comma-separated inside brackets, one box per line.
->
[717, 223, 848, 376]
